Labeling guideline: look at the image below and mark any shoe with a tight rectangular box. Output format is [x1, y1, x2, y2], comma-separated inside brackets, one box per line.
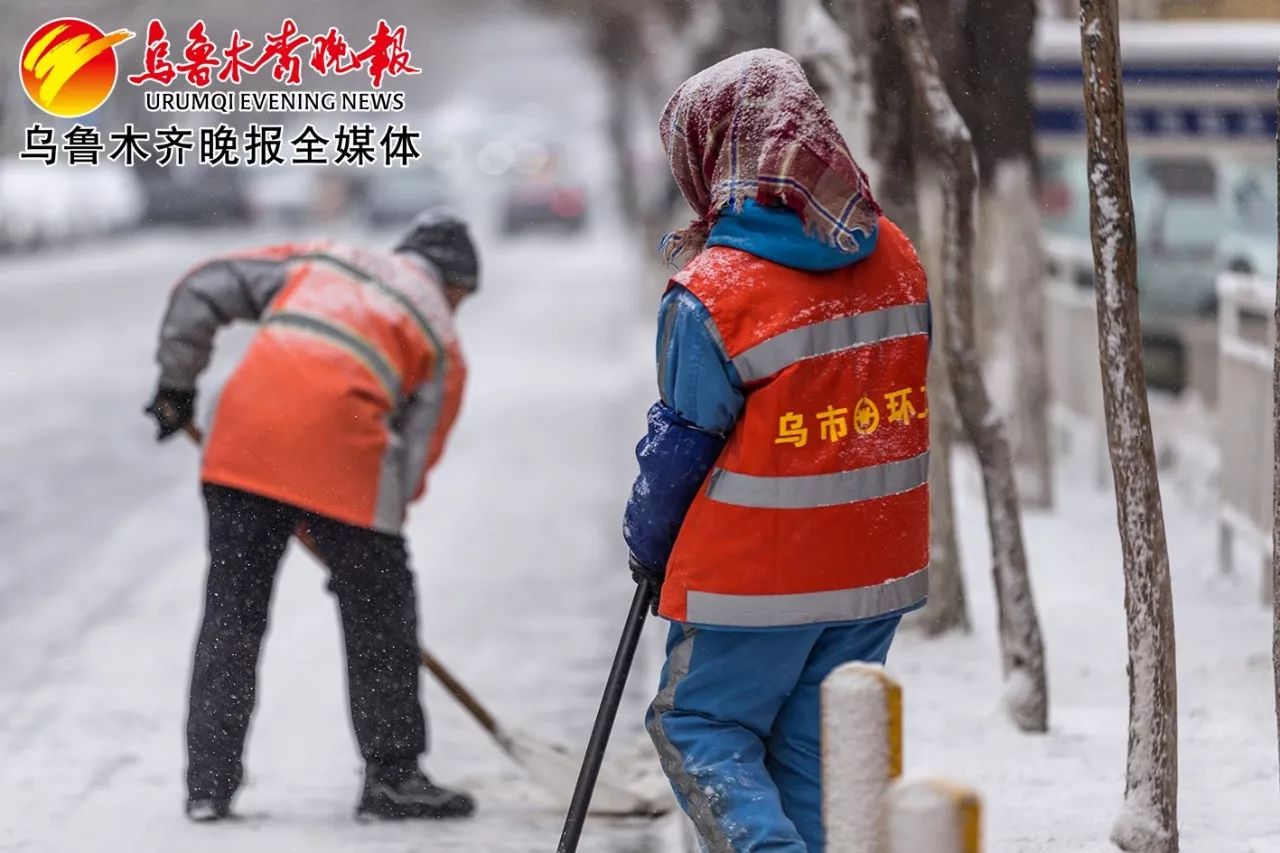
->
[185, 796, 232, 822]
[357, 765, 475, 820]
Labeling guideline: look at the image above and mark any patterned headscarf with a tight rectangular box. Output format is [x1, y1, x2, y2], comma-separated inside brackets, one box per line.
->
[659, 48, 881, 267]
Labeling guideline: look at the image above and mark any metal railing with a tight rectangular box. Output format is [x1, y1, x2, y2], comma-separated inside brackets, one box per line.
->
[1044, 236, 1109, 485]
[1215, 271, 1274, 591]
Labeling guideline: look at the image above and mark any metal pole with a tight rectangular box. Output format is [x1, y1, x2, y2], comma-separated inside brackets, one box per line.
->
[556, 583, 653, 853]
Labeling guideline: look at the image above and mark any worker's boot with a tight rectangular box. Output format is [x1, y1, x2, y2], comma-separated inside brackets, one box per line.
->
[357, 763, 475, 820]
[185, 795, 232, 822]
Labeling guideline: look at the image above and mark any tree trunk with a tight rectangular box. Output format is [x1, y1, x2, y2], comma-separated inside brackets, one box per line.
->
[826, 0, 970, 636]
[1077, 2, 1179, 849]
[824, 0, 919, 234]
[594, 15, 642, 224]
[920, 339, 971, 635]
[1272, 64, 1280, 805]
[697, 0, 780, 67]
[963, 0, 1055, 508]
[998, 170, 1056, 509]
[986, 160, 1056, 508]
[892, 0, 1048, 732]
[603, 62, 640, 223]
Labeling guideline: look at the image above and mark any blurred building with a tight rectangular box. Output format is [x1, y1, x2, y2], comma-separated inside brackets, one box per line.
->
[1158, 0, 1280, 18]
[1056, 0, 1280, 18]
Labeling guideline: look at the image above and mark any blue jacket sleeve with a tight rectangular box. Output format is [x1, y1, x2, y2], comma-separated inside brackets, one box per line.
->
[623, 402, 726, 572]
[657, 286, 744, 433]
[623, 288, 742, 572]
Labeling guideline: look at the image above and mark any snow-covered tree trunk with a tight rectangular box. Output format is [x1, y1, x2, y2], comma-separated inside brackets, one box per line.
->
[920, 341, 971, 635]
[1077, 2, 1179, 849]
[892, 0, 1048, 731]
[960, 0, 1054, 509]
[1272, 62, 1280, 802]
[1001, 164, 1056, 510]
[826, 0, 970, 636]
[976, 163, 1055, 509]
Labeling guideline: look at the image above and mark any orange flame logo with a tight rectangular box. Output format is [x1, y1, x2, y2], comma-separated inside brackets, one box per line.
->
[20, 18, 134, 118]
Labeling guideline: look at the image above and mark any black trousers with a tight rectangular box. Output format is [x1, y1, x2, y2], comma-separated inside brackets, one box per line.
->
[187, 484, 427, 800]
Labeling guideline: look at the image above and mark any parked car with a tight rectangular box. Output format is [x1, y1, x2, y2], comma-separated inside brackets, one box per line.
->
[1214, 161, 1277, 285]
[138, 163, 251, 226]
[363, 165, 455, 227]
[1043, 153, 1276, 314]
[1040, 152, 1275, 394]
[500, 175, 587, 235]
[0, 162, 142, 251]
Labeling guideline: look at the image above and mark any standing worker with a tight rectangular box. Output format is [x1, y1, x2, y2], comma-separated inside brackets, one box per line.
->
[144, 212, 479, 823]
[624, 50, 932, 851]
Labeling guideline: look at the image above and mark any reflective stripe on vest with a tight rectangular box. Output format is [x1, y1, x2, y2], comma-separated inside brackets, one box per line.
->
[661, 222, 930, 629]
[684, 566, 929, 628]
[296, 252, 448, 381]
[732, 302, 930, 383]
[264, 311, 402, 401]
[706, 451, 929, 509]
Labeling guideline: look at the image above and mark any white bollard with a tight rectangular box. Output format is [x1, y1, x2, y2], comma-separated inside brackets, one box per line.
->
[822, 662, 902, 853]
[886, 778, 982, 853]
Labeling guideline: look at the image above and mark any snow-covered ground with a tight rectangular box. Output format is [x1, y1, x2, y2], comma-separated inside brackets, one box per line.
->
[0, 219, 685, 852]
[2, 5, 1278, 851]
[2, 214, 1277, 852]
[896, 438, 1278, 852]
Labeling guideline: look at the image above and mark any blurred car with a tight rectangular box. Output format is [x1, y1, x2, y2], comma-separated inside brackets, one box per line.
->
[245, 169, 314, 225]
[501, 176, 587, 235]
[245, 167, 365, 226]
[1039, 152, 1275, 394]
[0, 162, 142, 251]
[1042, 153, 1275, 313]
[1214, 161, 1277, 285]
[139, 164, 251, 226]
[363, 165, 455, 227]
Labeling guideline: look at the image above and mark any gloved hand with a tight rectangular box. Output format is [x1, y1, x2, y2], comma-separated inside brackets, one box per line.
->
[144, 387, 196, 441]
[629, 555, 664, 615]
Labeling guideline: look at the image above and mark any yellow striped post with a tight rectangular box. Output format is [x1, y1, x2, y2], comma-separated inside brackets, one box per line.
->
[821, 662, 903, 853]
[886, 778, 983, 853]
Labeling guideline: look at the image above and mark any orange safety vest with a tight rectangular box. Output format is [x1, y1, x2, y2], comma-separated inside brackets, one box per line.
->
[660, 217, 930, 628]
[201, 244, 465, 533]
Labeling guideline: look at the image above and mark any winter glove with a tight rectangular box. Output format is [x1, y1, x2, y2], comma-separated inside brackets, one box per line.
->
[629, 555, 665, 615]
[144, 387, 195, 441]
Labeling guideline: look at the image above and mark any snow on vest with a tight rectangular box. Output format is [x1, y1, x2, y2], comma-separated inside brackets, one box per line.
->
[661, 217, 931, 629]
[202, 244, 465, 534]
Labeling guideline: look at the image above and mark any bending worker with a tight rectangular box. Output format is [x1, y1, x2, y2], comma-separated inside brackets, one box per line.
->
[624, 50, 932, 851]
[144, 212, 478, 823]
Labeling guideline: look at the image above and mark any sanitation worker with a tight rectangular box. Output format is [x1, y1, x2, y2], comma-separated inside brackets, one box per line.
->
[144, 212, 478, 823]
[624, 50, 931, 851]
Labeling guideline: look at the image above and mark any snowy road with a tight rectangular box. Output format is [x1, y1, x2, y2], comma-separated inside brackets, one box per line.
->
[0, 222, 685, 852]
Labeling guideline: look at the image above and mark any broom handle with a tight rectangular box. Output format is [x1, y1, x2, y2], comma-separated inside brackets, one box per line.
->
[557, 583, 652, 853]
[179, 421, 503, 740]
[417, 646, 502, 738]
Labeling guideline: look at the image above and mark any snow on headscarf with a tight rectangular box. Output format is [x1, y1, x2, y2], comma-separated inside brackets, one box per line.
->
[659, 48, 881, 267]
